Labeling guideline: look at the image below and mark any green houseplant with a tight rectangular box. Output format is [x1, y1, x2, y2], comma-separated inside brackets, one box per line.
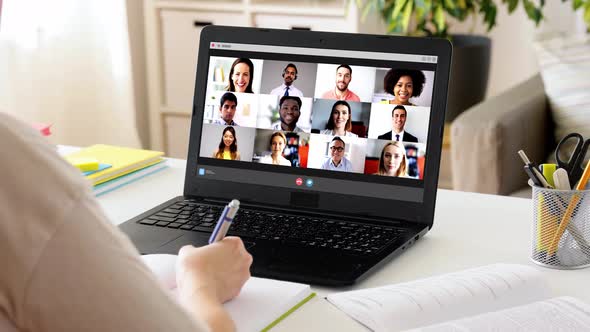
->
[355, 0, 548, 38]
[353, 0, 590, 121]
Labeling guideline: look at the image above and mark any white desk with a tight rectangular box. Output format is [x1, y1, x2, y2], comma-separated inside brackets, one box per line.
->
[98, 158, 590, 331]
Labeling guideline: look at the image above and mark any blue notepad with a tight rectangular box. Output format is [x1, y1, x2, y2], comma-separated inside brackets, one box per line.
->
[83, 163, 112, 176]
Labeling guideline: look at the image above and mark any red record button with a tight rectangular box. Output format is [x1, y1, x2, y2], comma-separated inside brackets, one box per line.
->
[295, 177, 303, 186]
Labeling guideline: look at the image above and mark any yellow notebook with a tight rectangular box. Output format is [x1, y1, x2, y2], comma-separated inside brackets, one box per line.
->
[64, 144, 164, 186]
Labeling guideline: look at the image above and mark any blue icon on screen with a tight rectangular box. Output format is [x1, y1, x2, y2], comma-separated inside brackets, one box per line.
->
[198, 168, 205, 176]
[305, 179, 313, 187]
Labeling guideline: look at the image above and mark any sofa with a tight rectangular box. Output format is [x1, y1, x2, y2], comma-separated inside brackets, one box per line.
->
[450, 74, 556, 197]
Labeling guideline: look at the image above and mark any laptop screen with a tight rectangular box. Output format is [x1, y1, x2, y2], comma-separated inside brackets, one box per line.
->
[194, 41, 439, 204]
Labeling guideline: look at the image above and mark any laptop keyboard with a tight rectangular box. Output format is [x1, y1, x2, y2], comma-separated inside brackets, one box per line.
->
[137, 201, 406, 255]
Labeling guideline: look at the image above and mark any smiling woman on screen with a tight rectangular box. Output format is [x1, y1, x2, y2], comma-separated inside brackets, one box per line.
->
[384, 69, 426, 106]
[213, 126, 240, 160]
[320, 101, 358, 138]
[226, 58, 254, 93]
[259, 131, 291, 166]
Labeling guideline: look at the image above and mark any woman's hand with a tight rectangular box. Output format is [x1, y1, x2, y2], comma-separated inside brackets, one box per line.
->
[175, 237, 252, 332]
[176, 237, 252, 303]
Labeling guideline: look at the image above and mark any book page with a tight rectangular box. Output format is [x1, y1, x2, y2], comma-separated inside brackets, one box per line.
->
[408, 296, 590, 331]
[326, 264, 550, 332]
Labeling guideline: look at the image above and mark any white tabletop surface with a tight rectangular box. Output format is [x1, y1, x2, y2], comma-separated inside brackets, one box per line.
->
[97, 158, 590, 331]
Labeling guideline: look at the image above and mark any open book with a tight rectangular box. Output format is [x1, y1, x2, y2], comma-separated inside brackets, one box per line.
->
[141, 254, 315, 332]
[327, 264, 590, 331]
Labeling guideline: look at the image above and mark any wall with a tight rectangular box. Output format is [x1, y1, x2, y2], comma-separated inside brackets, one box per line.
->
[450, 2, 584, 98]
[125, 0, 150, 148]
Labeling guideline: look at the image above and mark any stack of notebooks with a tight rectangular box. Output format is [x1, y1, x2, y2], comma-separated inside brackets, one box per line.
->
[64, 144, 167, 196]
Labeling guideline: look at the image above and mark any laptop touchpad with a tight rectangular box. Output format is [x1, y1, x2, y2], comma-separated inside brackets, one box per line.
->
[158, 233, 255, 254]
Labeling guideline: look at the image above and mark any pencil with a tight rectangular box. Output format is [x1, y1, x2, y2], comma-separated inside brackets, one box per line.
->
[547, 161, 590, 256]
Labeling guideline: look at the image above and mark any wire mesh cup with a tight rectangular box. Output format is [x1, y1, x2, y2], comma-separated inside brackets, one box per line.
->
[531, 184, 590, 269]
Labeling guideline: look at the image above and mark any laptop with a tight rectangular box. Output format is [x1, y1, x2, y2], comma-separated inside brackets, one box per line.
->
[120, 26, 452, 286]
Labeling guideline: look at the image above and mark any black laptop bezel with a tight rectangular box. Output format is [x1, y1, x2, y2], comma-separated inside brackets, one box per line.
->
[183, 26, 452, 229]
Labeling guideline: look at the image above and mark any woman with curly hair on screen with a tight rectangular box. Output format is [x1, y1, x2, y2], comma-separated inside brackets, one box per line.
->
[383, 69, 426, 106]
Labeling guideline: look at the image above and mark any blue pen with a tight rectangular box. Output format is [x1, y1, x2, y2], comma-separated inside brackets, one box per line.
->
[209, 199, 240, 244]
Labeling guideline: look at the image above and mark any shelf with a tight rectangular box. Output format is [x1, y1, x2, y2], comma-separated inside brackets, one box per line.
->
[156, 0, 245, 12]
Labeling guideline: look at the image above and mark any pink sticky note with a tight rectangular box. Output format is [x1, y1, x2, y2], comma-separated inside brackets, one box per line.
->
[31, 123, 52, 136]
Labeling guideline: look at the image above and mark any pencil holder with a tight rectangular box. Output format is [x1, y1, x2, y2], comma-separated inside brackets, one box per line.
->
[531, 184, 590, 269]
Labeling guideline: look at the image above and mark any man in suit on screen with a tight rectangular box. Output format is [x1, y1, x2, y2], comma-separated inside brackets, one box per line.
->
[378, 105, 418, 143]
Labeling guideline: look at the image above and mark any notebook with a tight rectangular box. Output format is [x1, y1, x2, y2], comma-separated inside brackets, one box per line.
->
[141, 254, 315, 332]
[94, 162, 168, 197]
[64, 144, 164, 185]
[326, 264, 590, 331]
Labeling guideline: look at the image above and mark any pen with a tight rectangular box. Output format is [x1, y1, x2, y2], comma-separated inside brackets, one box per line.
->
[209, 199, 240, 244]
[517, 150, 552, 188]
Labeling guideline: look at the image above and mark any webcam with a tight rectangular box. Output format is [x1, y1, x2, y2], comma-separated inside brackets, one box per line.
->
[320, 39, 327, 45]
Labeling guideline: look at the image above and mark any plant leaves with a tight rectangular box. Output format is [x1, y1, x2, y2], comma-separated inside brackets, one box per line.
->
[444, 0, 456, 10]
[434, 4, 446, 32]
[573, 0, 584, 10]
[457, 0, 467, 10]
[523, 0, 543, 25]
[402, 0, 414, 32]
[585, 2, 590, 27]
[392, 0, 409, 21]
[506, 0, 518, 13]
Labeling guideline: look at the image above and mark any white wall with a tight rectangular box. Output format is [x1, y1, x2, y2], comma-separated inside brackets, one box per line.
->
[450, 3, 584, 97]
[125, 0, 149, 148]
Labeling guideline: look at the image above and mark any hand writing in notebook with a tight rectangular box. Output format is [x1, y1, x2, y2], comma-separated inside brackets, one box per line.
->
[176, 238, 252, 331]
[142, 250, 315, 332]
[177, 238, 253, 303]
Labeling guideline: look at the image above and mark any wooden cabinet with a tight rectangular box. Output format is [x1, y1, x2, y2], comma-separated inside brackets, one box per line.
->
[144, 0, 383, 157]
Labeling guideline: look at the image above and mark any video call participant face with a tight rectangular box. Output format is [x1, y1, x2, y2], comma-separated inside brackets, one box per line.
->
[219, 92, 238, 124]
[222, 129, 235, 148]
[278, 96, 302, 131]
[379, 142, 407, 177]
[330, 102, 351, 132]
[283, 65, 297, 86]
[392, 106, 407, 133]
[394, 76, 413, 105]
[384, 69, 426, 106]
[270, 133, 286, 157]
[214, 126, 239, 160]
[335, 65, 352, 92]
[329, 138, 345, 164]
[227, 58, 254, 93]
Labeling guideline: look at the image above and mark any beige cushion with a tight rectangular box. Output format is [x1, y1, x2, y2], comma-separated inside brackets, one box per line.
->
[534, 34, 590, 143]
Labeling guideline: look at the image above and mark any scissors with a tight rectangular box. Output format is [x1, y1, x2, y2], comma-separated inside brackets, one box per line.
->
[555, 132, 590, 188]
